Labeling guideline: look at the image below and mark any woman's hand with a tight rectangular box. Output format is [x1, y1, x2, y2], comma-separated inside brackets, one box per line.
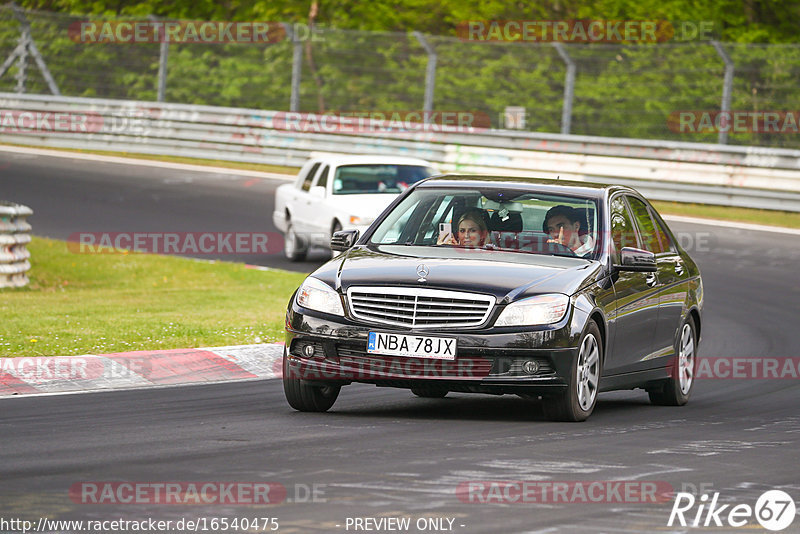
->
[437, 232, 457, 245]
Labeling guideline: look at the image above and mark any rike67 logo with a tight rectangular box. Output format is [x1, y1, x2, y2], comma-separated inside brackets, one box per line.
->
[668, 490, 796, 531]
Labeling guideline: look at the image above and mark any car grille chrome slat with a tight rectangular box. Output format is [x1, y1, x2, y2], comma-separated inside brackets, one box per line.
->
[350, 301, 416, 313]
[347, 287, 495, 329]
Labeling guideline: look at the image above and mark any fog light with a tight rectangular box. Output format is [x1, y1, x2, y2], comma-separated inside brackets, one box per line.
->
[303, 344, 316, 358]
[522, 360, 540, 375]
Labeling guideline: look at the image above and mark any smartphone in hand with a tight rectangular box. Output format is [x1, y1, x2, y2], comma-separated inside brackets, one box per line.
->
[438, 222, 450, 242]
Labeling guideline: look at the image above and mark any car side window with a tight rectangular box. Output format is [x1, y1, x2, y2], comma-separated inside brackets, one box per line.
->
[627, 196, 664, 254]
[301, 162, 321, 192]
[610, 196, 638, 262]
[650, 210, 677, 253]
[314, 165, 329, 189]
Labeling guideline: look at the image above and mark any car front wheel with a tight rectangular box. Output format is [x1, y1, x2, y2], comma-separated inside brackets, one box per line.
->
[283, 357, 340, 412]
[648, 316, 697, 406]
[542, 320, 602, 422]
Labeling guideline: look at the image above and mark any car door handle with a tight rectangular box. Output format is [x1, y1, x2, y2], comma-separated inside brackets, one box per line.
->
[646, 273, 658, 287]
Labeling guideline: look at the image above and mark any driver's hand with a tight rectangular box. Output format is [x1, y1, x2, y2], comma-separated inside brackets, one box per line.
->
[547, 227, 565, 245]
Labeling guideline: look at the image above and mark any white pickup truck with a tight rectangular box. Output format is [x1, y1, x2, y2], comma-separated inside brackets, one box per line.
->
[273, 154, 438, 260]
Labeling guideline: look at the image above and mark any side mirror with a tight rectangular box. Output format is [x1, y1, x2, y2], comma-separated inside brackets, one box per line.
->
[331, 229, 359, 252]
[309, 186, 326, 199]
[615, 247, 657, 272]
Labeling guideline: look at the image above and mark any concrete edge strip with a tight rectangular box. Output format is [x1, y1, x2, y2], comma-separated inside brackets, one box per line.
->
[0, 144, 296, 181]
[0, 343, 285, 398]
[662, 214, 800, 236]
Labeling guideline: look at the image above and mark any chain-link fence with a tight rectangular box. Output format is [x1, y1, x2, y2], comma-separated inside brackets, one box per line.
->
[2, 4, 800, 148]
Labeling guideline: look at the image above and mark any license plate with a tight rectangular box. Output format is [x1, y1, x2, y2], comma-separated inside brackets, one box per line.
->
[367, 332, 457, 360]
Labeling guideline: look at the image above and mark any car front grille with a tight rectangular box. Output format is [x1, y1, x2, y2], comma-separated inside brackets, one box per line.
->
[346, 287, 495, 328]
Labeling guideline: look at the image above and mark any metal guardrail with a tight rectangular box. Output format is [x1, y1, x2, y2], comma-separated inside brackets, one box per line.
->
[2, 92, 800, 211]
[0, 201, 32, 288]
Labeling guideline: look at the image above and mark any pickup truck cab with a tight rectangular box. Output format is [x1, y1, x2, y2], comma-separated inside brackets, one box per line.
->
[273, 154, 438, 260]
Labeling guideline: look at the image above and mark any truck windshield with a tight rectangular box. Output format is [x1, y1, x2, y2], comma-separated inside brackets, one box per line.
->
[332, 165, 437, 195]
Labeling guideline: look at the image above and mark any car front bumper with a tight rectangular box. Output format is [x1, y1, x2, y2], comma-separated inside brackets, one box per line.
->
[284, 305, 582, 395]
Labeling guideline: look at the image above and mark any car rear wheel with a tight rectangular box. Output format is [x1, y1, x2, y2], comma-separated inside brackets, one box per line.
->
[284, 221, 307, 262]
[283, 357, 340, 412]
[410, 387, 448, 398]
[542, 320, 602, 422]
[648, 316, 697, 406]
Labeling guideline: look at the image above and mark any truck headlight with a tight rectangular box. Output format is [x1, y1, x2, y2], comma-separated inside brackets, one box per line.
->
[495, 294, 569, 326]
[296, 277, 345, 316]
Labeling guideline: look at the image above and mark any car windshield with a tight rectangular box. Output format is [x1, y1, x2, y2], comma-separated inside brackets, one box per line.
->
[369, 187, 601, 260]
[332, 164, 437, 195]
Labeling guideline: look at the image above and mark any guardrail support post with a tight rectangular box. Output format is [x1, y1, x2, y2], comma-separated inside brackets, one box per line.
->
[413, 31, 437, 122]
[150, 15, 168, 102]
[712, 40, 734, 145]
[553, 42, 575, 135]
[284, 23, 302, 112]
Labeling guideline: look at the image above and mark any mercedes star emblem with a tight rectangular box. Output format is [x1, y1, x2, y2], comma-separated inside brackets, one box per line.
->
[416, 264, 430, 282]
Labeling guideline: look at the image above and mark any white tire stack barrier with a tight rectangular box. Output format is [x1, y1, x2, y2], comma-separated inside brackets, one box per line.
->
[0, 202, 33, 288]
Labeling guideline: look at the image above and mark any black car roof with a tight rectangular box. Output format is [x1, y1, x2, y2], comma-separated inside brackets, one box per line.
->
[418, 174, 632, 199]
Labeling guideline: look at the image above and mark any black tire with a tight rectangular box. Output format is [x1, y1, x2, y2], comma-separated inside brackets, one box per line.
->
[284, 221, 307, 262]
[542, 320, 603, 422]
[648, 316, 697, 406]
[283, 357, 340, 412]
[410, 387, 448, 398]
[330, 221, 342, 259]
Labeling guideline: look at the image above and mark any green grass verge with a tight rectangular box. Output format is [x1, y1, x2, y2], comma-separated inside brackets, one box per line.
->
[651, 201, 800, 229]
[0, 237, 307, 357]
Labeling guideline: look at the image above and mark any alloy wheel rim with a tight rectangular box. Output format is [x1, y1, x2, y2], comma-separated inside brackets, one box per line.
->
[576, 333, 600, 411]
[678, 323, 695, 394]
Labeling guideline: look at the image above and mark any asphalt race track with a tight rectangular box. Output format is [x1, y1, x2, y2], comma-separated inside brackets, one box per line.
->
[2, 150, 800, 532]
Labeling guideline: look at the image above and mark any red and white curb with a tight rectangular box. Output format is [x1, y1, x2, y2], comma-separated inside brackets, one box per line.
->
[0, 343, 285, 397]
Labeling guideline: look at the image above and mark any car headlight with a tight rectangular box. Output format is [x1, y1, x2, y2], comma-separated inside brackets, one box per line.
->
[296, 277, 345, 316]
[495, 294, 569, 326]
[349, 215, 375, 226]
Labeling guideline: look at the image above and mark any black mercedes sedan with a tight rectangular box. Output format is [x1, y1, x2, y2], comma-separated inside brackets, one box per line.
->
[282, 175, 703, 421]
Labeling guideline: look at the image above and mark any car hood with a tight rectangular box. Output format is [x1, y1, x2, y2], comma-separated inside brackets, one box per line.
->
[312, 245, 604, 302]
[330, 194, 398, 218]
